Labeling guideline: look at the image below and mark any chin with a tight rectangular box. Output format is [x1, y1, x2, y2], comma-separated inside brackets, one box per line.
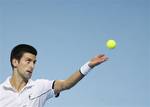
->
[24, 75, 32, 81]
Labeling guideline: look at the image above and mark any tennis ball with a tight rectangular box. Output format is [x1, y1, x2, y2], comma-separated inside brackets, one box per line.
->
[106, 39, 116, 49]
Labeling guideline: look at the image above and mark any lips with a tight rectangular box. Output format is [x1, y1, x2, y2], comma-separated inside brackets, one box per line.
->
[26, 70, 32, 74]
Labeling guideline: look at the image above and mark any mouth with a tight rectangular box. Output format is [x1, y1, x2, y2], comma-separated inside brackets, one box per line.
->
[26, 70, 32, 74]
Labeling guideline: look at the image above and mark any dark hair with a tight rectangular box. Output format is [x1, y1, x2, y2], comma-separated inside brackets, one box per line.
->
[10, 44, 37, 68]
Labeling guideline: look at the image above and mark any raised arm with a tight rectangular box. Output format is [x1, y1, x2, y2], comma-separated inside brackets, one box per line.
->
[53, 54, 108, 95]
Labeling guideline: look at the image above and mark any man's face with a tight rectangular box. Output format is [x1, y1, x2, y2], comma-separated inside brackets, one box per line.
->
[13, 53, 36, 80]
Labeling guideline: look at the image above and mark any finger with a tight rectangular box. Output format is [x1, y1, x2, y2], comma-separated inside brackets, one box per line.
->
[100, 55, 109, 62]
[104, 57, 109, 61]
[97, 54, 105, 58]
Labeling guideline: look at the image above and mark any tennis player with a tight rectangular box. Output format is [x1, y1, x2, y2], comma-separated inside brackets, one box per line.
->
[0, 44, 108, 107]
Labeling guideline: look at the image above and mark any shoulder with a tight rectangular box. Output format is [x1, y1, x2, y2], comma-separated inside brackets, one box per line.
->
[0, 80, 7, 92]
[34, 79, 54, 83]
[0, 83, 3, 90]
[32, 79, 55, 90]
[29, 79, 56, 98]
[34, 79, 54, 86]
[0, 78, 9, 89]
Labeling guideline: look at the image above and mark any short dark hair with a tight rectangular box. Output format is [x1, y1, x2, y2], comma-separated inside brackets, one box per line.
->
[10, 44, 37, 68]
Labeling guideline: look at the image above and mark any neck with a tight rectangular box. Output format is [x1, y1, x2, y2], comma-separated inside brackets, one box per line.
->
[10, 70, 28, 92]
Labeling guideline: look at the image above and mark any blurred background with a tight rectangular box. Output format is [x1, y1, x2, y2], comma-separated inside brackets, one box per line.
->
[0, 0, 149, 107]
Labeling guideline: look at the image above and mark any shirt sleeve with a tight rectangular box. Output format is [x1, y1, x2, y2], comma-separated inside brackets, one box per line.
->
[52, 80, 60, 97]
[34, 79, 58, 101]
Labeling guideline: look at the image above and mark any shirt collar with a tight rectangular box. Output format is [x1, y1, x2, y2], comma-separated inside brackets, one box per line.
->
[2, 76, 34, 90]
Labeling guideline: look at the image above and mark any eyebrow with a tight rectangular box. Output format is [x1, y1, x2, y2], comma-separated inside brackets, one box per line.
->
[25, 57, 37, 62]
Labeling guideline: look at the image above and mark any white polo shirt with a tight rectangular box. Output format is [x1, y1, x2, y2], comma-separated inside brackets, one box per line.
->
[0, 77, 57, 107]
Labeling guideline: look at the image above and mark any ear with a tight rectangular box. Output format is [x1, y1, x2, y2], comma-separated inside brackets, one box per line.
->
[12, 58, 19, 68]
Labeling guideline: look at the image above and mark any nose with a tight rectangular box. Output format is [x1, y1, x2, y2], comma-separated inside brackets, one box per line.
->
[29, 62, 35, 70]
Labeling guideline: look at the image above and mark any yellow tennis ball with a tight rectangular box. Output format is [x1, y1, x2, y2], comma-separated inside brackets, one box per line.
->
[106, 39, 116, 49]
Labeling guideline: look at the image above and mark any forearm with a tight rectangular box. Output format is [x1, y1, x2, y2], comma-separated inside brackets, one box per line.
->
[62, 62, 92, 90]
[63, 70, 84, 90]
[54, 70, 85, 94]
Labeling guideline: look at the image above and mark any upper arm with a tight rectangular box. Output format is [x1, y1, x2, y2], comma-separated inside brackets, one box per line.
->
[53, 71, 84, 94]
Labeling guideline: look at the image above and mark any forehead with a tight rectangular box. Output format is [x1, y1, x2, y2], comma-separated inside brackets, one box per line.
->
[22, 53, 36, 60]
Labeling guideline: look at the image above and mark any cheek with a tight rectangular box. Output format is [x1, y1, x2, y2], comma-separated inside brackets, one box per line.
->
[18, 63, 27, 70]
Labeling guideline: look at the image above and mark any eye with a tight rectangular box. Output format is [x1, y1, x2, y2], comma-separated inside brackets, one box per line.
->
[26, 59, 31, 63]
[26, 60, 30, 63]
[33, 60, 36, 64]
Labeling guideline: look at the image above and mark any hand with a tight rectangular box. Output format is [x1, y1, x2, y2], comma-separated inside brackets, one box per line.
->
[88, 54, 108, 68]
